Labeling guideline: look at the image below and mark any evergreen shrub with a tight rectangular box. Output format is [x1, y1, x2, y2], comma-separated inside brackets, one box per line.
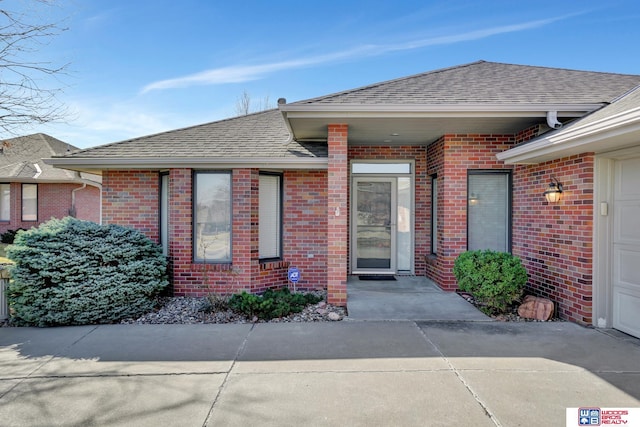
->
[228, 287, 322, 320]
[453, 249, 527, 314]
[6, 217, 168, 326]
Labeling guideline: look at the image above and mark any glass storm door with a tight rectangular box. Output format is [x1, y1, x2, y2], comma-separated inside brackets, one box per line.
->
[353, 178, 396, 273]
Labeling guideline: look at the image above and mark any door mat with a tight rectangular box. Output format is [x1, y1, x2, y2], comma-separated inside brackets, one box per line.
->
[358, 275, 396, 281]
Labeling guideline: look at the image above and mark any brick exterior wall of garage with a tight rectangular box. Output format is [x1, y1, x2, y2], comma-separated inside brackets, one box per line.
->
[426, 134, 516, 291]
[348, 145, 429, 276]
[0, 182, 101, 235]
[512, 154, 595, 325]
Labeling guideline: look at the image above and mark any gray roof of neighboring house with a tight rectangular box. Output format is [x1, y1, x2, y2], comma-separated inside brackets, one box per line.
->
[293, 61, 640, 105]
[59, 109, 326, 159]
[0, 133, 101, 183]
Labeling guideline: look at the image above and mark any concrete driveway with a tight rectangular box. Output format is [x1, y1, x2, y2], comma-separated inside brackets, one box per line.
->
[0, 321, 638, 426]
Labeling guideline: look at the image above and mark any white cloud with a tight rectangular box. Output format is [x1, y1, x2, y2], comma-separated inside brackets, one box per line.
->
[141, 16, 568, 93]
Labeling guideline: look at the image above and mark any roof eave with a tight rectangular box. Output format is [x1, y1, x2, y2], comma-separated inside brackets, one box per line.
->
[44, 157, 329, 174]
[280, 103, 603, 118]
[497, 108, 640, 164]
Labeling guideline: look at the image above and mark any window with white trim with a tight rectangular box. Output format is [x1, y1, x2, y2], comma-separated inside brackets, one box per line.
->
[259, 173, 282, 259]
[0, 183, 9, 221]
[194, 172, 231, 262]
[22, 183, 37, 221]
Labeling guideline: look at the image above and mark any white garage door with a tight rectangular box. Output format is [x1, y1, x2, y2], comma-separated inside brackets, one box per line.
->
[612, 157, 640, 338]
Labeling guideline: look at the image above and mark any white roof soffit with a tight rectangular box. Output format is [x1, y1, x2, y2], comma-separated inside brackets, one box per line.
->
[280, 103, 602, 118]
[497, 106, 640, 164]
[43, 157, 329, 174]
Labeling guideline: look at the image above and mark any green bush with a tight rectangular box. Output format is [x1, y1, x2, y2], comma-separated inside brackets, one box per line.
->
[1, 228, 25, 244]
[228, 287, 322, 320]
[6, 217, 168, 326]
[453, 250, 527, 314]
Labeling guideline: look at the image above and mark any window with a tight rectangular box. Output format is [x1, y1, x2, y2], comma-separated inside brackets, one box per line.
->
[160, 173, 169, 256]
[0, 184, 9, 221]
[194, 172, 231, 262]
[467, 171, 511, 252]
[259, 173, 282, 259]
[22, 184, 37, 221]
[431, 175, 438, 255]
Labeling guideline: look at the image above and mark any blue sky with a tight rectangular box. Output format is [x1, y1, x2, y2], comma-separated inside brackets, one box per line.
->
[10, 0, 640, 148]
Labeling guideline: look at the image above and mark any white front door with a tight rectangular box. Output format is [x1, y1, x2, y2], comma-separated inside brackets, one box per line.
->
[352, 178, 397, 273]
[612, 156, 640, 338]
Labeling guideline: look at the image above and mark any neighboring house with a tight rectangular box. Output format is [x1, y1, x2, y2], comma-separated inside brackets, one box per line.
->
[0, 133, 101, 235]
[47, 61, 640, 338]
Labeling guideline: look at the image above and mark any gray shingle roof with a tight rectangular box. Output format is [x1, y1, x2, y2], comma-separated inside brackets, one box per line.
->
[293, 61, 640, 105]
[61, 109, 326, 159]
[0, 133, 100, 182]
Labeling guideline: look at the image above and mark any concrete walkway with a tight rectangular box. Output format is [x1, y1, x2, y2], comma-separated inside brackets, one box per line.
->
[347, 276, 491, 321]
[0, 321, 638, 426]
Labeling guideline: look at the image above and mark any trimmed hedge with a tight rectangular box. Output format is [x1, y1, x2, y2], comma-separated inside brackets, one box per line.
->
[453, 249, 527, 314]
[6, 217, 168, 326]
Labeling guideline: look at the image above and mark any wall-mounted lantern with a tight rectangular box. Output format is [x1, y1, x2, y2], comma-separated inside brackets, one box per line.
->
[468, 193, 479, 206]
[543, 177, 563, 203]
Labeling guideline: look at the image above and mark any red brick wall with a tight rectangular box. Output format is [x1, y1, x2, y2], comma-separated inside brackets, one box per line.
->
[426, 134, 516, 290]
[0, 182, 101, 235]
[512, 154, 594, 324]
[283, 170, 327, 291]
[348, 145, 428, 275]
[103, 170, 160, 240]
[102, 168, 329, 296]
[425, 137, 446, 284]
[73, 185, 101, 223]
[327, 124, 349, 306]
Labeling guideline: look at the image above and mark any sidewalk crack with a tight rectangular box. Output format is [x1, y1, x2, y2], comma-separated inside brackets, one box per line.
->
[202, 322, 256, 427]
[415, 322, 503, 427]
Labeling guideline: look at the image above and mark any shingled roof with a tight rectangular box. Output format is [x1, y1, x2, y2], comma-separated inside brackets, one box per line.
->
[498, 83, 640, 164]
[49, 61, 640, 171]
[293, 61, 640, 106]
[0, 133, 100, 183]
[59, 109, 325, 160]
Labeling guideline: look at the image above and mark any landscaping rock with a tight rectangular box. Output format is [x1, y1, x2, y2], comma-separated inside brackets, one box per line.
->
[517, 295, 554, 321]
[328, 312, 341, 321]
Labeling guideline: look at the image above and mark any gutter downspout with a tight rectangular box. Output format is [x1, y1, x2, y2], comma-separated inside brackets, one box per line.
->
[546, 111, 563, 129]
[69, 183, 86, 217]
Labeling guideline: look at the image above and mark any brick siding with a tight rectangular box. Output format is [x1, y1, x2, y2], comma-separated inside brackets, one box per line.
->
[426, 134, 516, 290]
[512, 154, 594, 324]
[0, 182, 100, 235]
[327, 124, 349, 306]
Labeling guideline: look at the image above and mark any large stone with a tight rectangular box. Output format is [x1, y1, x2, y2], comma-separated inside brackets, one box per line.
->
[517, 295, 554, 321]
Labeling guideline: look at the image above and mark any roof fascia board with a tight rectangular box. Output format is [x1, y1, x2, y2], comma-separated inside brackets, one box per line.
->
[280, 103, 602, 116]
[497, 108, 640, 164]
[44, 157, 329, 171]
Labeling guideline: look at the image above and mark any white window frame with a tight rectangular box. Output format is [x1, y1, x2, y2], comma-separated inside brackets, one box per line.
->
[259, 173, 282, 260]
[22, 183, 37, 222]
[0, 183, 10, 221]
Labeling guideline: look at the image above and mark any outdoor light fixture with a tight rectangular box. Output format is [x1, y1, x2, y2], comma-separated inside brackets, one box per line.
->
[468, 193, 479, 206]
[543, 176, 563, 203]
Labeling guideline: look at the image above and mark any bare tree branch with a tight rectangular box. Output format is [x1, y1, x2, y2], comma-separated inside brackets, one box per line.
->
[0, 0, 69, 136]
[234, 90, 274, 116]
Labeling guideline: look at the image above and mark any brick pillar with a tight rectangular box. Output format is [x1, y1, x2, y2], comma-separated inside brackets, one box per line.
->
[232, 169, 259, 291]
[327, 124, 348, 306]
[169, 168, 192, 293]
